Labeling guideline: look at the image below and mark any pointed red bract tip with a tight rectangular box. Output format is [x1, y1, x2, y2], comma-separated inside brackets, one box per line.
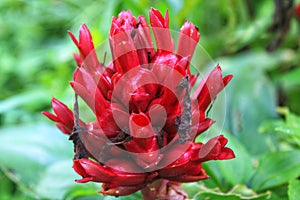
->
[180, 20, 200, 41]
[69, 23, 100, 69]
[68, 30, 79, 46]
[177, 20, 200, 59]
[193, 65, 233, 113]
[42, 97, 74, 135]
[198, 135, 236, 162]
[150, 8, 165, 28]
[41, 111, 58, 122]
[149, 8, 173, 52]
[223, 74, 233, 86]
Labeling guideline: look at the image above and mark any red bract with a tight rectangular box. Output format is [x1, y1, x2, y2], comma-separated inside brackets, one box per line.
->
[43, 8, 235, 198]
[295, 4, 300, 20]
[42, 98, 74, 135]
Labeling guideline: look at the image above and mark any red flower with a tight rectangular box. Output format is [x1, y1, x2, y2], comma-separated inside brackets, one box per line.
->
[295, 3, 300, 20]
[43, 8, 235, 197]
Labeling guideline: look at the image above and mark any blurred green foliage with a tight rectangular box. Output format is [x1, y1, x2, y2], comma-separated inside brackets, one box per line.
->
[0, 0, 300, 199]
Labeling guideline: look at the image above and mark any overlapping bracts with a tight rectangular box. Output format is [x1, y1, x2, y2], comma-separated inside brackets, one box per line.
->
[43, 8, 235, 197]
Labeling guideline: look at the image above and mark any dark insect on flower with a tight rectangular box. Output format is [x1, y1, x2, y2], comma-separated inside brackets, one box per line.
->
[43, 8, 235, 198]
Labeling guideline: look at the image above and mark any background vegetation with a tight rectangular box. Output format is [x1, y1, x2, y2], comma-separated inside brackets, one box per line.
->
[0, 0, 299, 199]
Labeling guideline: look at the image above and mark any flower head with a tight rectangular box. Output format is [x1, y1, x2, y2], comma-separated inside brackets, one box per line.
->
[43, 8, 235, 197]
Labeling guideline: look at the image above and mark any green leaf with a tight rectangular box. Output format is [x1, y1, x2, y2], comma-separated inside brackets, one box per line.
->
[250, 150, 300, 191]
[194, 192, 241, 200]
[0, 170, 35, 200]
[0, 123, 73, 198]
[193, 184, 270, 200]
[275, 67, 300, 89]
[183, 182, 203, 198]
[0, 89, 50, 114]
[218, 132, 255, 185]
[213, 50, 294, 155]
[260, 108, 300, 147]
[202, 131, 254, 189]
[64, 183, 102, 200]
[72, 196, 104, 200]
[201, 161, 225, 189]
[35, 160, 101, 200]
[288, 179, 300, 200]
